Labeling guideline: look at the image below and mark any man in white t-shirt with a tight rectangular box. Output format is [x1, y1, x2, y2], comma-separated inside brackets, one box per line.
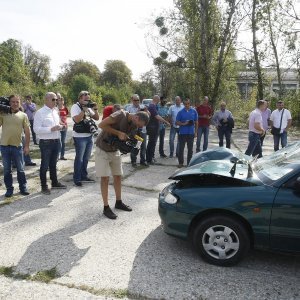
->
[71, 91, 99, 186]
[270, 100, 292, 151]
[245, 100, 266, 158]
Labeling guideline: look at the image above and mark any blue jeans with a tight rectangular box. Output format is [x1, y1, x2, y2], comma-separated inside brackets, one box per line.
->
[39, 139, 60, 187]
[159, 127, 166, 156]
[245, 131, 262, 158]
[1, 145, 27, 193]
[217, 126, 231, 148]
[73, 136, 93, 183]
[196, 126, 209, 152]
[273, 131, 288, 151]
[131, 131, 147, 164]
[178, 134, 194, 165]
[169, 126, 179, 157]
[59, 129, 67, 158]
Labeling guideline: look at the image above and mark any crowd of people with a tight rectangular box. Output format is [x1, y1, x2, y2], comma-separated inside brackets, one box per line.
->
[0, 91, 293, 219]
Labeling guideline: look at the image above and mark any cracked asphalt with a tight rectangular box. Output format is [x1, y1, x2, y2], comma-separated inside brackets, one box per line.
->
[0, 125, 300, 300]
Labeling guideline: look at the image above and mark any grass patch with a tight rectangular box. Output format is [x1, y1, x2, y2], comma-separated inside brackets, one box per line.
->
[0, 265, 59, 282]
[0, 266, 14, 277]
[31, 267, 59, 283]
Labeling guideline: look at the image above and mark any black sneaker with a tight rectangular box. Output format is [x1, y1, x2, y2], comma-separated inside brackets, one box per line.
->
[20, 190, 30, 196]
[60, 157, 67, 160]
[103, 206, 117, 219]
[41, 187, 51, 195]
[140, 162, 149, 167]
[52, 182, 67, 189]
[160, 154, 167, 158]
[81, 178, 95, 183]
[25, 162, 37, 166]
[115, 201, 132, 212]
[131, 162, 137, 167]
[74, 182, 83, 187]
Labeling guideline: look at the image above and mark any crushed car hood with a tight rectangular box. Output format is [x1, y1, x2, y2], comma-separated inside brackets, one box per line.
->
[170, 160, 251, 181]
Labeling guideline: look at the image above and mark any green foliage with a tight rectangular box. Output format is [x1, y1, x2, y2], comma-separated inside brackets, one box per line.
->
[68, 74, 98, 103]
[24, 45, 51, 85]
[102, 60, 132, 86]
[58, 60, 101, 86]
[0, 39, 31, 86]
[31, 267, 59, 283]
[98, 84, 133, 106]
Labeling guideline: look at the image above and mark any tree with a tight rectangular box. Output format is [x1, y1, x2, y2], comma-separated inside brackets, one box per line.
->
[0, 39, 30, 86]
[101, 60, 132, 86]
[68, 74, 97, 103]
[58, 60, 101, 85]
[24, 45, 51, 85]
[151, 0, 243, 106]
[251, 0, 264, 99]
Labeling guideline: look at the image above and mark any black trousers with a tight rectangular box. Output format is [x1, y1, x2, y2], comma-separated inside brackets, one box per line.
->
[178, 134, 194, 165]
[146, 126, 159, 163]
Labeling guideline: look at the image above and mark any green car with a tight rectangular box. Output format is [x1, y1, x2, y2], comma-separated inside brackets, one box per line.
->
[159, 142, 300, 266]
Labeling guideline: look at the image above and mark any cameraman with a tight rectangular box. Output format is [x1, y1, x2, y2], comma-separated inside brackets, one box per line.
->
[0, 95, 30, 197]
[71, 91, 99, 187]
[95, 110, 149, 219]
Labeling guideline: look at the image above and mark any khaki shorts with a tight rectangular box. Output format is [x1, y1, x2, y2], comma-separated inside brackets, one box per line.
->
[95, 147, 123, 177]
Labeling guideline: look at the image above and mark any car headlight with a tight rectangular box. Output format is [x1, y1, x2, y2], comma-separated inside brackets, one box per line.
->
[164, 192, 178, 204]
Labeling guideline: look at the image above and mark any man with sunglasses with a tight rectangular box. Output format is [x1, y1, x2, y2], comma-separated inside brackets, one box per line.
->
[34, 92, 67, 194]
[71, 91, 99, 186]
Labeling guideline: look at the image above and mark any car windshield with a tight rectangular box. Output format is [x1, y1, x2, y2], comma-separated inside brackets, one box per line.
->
[253, 142, 300, 184]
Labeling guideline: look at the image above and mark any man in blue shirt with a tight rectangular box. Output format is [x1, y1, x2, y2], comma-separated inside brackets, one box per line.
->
[176, 98, 198, 167]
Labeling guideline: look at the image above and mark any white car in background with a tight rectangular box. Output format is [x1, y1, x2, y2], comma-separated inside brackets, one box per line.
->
[142, 99, 152, 107]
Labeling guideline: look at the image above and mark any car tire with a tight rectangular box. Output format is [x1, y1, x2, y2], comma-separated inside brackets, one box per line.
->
[193, 215, 250, 266]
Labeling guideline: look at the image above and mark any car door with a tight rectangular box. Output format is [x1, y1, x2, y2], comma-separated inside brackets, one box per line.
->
[270, 175, 300, 252]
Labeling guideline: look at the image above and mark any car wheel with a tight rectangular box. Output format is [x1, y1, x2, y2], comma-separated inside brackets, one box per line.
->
[193, 215, 250, 266]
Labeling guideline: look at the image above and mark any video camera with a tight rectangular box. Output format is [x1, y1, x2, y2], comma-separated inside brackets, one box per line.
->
[0, 96, 11, 114]
[82, 100, 97, 109]
[106, 135, 143, 155]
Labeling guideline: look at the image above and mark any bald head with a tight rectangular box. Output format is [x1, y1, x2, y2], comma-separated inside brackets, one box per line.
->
[152, 95, 160, 104]
[45, 92, 57, 109]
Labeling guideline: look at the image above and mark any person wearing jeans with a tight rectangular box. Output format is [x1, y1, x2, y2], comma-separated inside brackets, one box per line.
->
[196, 96, 212, 152]
[34, 92, 67, 194]
[245, 100, 266, 158]
[212, 102, 234, 149]
[168, 96, 183, 158]
[0, 95, 31, 197]
[73, 136, 93, 183]
[57, 94, 69, 160]
[176, 98, 198, 167]
[270, 100, 292, 152]
[71, 91, 99, 186]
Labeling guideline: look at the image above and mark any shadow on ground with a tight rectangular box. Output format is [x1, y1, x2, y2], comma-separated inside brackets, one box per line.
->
[128, 226, 300, 300]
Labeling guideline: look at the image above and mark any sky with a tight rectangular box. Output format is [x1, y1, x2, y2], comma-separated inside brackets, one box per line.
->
[0, 0, 173, 80]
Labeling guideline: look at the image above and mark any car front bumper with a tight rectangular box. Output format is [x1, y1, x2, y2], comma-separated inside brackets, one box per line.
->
[158, 196, 194, 240]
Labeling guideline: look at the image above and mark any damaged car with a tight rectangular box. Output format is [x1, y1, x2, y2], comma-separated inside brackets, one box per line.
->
[158, 142, 300, 266]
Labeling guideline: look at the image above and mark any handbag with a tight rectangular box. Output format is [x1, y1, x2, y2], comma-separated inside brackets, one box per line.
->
[271, 109, 284, 136]
[271, 126, 280, 135]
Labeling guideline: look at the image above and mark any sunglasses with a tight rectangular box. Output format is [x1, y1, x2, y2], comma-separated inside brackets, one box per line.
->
[133, 99, 140, 102]
[52, 98, 58, 101]
[82, 92, 90, 96]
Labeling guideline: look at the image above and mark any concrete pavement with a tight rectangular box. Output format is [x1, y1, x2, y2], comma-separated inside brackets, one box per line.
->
[0, 127, 299, 300]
